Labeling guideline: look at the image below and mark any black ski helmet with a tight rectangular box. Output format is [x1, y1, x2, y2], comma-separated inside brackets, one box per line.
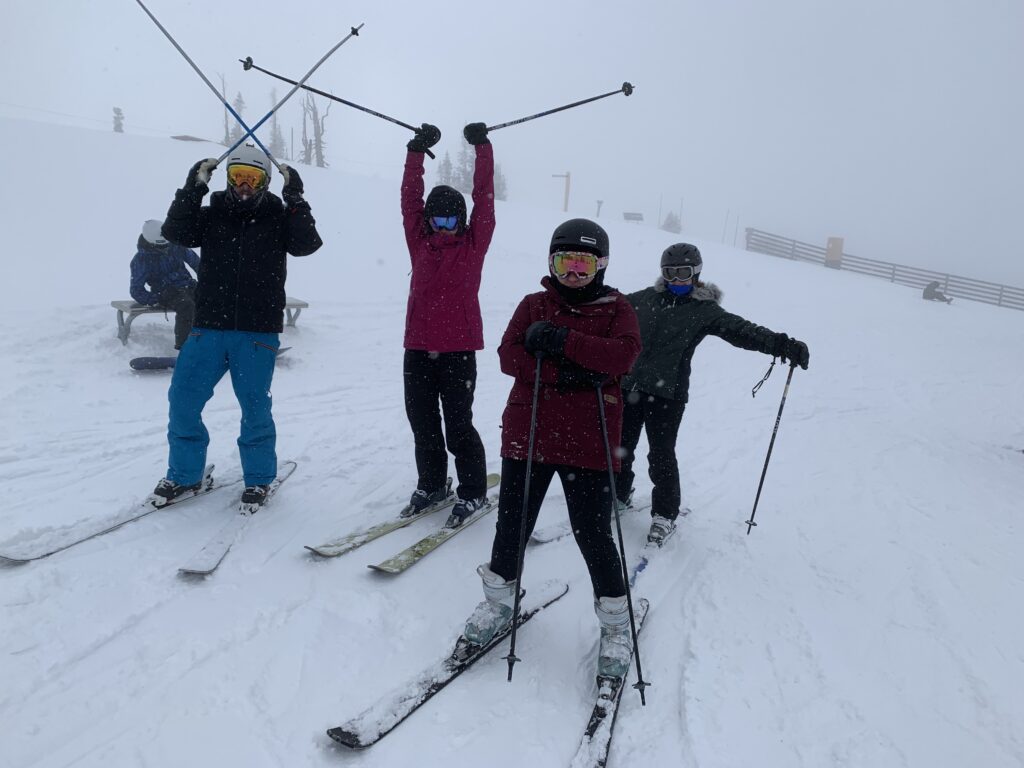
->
[424, 185, 467, 229]
[661, 243, 702, 274]
[549, 218, 609, 260]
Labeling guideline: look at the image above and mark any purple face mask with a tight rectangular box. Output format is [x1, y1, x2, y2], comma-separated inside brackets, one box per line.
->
[667, 283, 693, 296]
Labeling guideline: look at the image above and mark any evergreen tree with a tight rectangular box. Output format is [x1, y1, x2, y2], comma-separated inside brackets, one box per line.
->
[112, 107, 124, 133]
[661, 211, 682, 234]
[453, 139, 474, 193]
[494, 163, 508, 201]
[436, 151, 454, 186]
[228, 92, 247, 143]
[268, 89, 287, 160]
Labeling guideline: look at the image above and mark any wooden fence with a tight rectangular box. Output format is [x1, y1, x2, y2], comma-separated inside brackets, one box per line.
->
[744, 228, 1024, 311]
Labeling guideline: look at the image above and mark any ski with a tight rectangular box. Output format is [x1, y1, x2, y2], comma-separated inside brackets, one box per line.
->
[569, 598, 651, 768]
[531, 500, 652, 545]
[366, 487, 500, 575]
[306, 473, 499, 559]
[0, 464, 233, 564]
[178, 460, 298, 576]
[326, 579, 569, 749]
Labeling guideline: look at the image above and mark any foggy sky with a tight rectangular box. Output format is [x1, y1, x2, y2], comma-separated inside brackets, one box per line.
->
[3, 0, 1022, 284]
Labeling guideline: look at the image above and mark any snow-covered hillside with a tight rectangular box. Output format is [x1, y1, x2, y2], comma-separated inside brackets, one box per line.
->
[1, 117, 1022, 768]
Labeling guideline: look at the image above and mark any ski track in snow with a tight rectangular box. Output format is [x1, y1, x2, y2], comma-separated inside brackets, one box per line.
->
[1, 118, 1023, 767]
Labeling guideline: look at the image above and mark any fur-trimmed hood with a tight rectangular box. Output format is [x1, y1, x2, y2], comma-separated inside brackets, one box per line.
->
[653, 277, 723, 304]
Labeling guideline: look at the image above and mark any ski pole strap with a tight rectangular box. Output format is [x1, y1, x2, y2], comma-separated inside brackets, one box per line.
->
[751, 359, 776, 398]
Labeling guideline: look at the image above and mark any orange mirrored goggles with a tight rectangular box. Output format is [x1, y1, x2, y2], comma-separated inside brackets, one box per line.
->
[550, 250, 608, 279]
[226, 163, 268, 190]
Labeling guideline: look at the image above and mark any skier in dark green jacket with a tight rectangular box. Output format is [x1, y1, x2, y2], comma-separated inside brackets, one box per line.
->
[616, 243, 809, 545]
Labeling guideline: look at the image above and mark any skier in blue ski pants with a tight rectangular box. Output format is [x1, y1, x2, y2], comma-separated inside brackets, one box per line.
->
[153, 146, 322, 503]
[168, 328, 280, 487]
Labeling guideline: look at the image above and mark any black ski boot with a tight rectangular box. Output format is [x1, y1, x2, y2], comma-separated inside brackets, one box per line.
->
[241, 485, 270, 507]
[445, 495, 488, 528]
[152, 478, 201, 507]
[401, 479, 452, 518]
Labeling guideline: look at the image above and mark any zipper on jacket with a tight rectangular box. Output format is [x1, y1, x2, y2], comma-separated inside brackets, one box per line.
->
[234, 218, 246, 329]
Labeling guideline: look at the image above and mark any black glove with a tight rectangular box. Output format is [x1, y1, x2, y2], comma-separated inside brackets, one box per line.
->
[280, 164, 304, 206]
[774, 334, 810, 370]
[463, 122, 490, 145]
[557, 359, 608, 390]
[524, 321, 569, 357]
[407, 123, 441, 153]
[185, 158, 218, 194]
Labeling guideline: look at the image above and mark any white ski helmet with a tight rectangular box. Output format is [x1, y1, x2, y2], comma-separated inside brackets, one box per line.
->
[225, 143, 271, 184]
[141, 219, 168, 246]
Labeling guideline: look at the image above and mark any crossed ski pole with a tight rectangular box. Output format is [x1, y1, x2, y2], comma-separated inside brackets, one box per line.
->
[241, 57, 633, 148]
[134, 0, 362, 172]
[238, 57, 435, 159]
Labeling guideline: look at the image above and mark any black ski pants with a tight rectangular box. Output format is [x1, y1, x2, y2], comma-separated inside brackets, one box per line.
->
[616, 391, 687, 521]
[489, 457, 625, 599]
[158, 284, 196, 350]
[403, 350, 487, 501]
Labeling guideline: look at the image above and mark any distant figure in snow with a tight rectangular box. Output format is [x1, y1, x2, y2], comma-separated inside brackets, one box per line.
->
[151, 144, 322, 509]
[922, 280, 953, 303]
[616, 243, 810, 546]
[129, 219, 200, 350]
[399, 121, 496, 527]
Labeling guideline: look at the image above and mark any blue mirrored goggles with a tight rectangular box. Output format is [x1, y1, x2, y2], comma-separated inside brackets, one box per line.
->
[429, 215, 459, 232]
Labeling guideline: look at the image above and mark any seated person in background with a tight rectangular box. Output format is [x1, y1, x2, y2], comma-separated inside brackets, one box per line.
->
[922, 280, 953, 304]
[130, 219, 200, 349]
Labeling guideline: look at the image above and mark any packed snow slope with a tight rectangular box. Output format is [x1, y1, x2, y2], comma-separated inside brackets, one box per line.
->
[1, 118, 1022, 768]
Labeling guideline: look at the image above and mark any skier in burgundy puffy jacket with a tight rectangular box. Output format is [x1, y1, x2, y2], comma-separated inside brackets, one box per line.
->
[460, 218, 643, 680]
[399, 121, 496, 527]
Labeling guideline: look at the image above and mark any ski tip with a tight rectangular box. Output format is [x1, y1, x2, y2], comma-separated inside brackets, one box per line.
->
[326, 726, 366, 749]
[486, 472, 501, 487]
[366, 563, 400, 575]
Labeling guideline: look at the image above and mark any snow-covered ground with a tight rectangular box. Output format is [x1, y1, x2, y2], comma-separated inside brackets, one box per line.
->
[1, 118, 1022, 767]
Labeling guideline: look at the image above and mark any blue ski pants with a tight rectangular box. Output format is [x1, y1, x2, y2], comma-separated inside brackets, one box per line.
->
[166, 327, 280, 487]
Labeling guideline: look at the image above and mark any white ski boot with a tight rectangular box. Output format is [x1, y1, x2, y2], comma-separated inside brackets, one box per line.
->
[463, 564, 517, 646]
[595, 595, 634, 678]
[647, 513, 677, 546]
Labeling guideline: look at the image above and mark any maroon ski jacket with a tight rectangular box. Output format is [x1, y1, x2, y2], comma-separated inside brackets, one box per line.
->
[498, 277, 642, 472]
[401, 145, 495, 352]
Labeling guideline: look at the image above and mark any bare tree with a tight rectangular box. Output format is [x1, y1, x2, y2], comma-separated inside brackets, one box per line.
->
[112, 107, 124, 133]
[301, 92, 331, 168]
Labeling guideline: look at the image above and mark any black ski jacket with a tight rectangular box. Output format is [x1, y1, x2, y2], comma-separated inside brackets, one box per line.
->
[622, 280, 782, 402]
[162, 187, 322, 333]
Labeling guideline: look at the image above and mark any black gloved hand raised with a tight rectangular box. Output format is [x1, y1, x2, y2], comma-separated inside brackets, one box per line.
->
[280, 164, 304, 206]
[463, 122, 490, 145]
[557, 359, 608, 390]
[185, 158, 218, 195]
[774, 334, 810, 369]
[524, 321, 570, 357]
[407, 123, 441, 153]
